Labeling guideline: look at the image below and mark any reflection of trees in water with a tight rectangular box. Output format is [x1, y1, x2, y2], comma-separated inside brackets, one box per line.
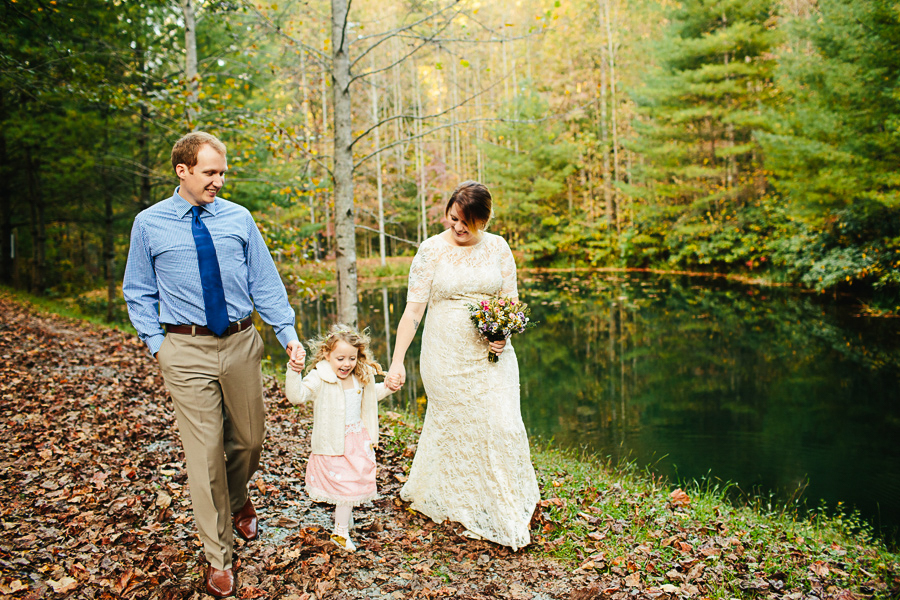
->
[516, 273, 900, 464]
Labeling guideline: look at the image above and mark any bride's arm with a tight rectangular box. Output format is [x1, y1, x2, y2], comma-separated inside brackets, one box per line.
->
[387, 301, 426, 388]
[493, 236, 518, 356]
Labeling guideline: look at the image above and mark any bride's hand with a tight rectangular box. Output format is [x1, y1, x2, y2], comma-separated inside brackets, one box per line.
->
[386, 362, 406, 390]
[489, 338, 507, 356]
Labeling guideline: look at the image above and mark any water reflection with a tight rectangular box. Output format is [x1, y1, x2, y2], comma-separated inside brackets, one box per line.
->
[258, 272, 900, 542]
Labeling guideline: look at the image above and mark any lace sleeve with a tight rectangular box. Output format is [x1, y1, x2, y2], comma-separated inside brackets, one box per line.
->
[407, 241, 436, 303]
[498, 236, 518, 300]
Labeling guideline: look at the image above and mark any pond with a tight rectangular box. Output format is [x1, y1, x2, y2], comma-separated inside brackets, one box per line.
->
[259, 271, 900, 544]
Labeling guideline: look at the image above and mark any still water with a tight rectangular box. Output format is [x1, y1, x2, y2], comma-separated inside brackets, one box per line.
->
[260, 271, 900, 542]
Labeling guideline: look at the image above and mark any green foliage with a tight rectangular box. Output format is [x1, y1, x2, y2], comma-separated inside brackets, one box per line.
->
[3, 0, 899, 312]
[760, 0, 900, 214]
[0, 0, 185, 296]
[484, 90, 581, 264]
[756, 0, 900, 305]
[628, 0, 781, 270]
[766, 205, 900, 306]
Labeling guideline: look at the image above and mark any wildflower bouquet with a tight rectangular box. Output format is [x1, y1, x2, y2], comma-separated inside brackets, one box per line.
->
[466, 296, 535, 363]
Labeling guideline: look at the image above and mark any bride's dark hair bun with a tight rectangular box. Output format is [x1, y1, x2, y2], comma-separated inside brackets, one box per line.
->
[446, 181, 493, 230]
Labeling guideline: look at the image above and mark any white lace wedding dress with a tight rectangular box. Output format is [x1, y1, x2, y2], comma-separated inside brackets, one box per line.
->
[400, 232, 540, 550]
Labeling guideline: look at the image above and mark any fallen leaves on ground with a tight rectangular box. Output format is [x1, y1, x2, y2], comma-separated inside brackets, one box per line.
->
[0, 297, 593, 599]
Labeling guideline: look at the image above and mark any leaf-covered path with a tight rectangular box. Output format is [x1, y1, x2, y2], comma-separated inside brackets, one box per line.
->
[0, 296, 593, 599]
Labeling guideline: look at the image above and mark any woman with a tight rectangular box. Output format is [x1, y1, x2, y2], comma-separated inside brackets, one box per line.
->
[386, 181, 539, 550]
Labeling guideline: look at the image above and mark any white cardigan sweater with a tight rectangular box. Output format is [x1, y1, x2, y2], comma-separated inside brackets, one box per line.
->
[285, 360, 393, 455]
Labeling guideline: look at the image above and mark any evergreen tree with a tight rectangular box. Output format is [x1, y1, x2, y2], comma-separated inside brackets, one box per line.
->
[759, 0, 900, 302]
[485, 91, 579, 264]
[628, 0, 780, 268]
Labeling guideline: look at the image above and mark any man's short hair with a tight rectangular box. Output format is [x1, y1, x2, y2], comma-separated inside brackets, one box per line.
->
[171, 132, 227, 173]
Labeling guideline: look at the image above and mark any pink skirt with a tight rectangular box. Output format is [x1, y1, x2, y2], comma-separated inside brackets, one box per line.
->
[305, 422, 377, 507]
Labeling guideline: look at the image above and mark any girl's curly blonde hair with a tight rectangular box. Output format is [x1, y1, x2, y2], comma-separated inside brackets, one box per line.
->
[305, 323, 384, 384]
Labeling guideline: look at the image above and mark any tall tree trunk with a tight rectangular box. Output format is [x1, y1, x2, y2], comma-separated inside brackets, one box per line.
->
[371, 59, 387, 267]
[182, 0, 199, 126]
[599, 51, 613, 227]
[451, 58, 461, 175]
[475, 56, 485, 182]
[301, 50, 312, 138]
[138, 104, 152, 210]
[413, 61, 427, 241]
[26, 147, 45, 294]
[511, 54, 519, 155]
[320, 66, 329, 258]
[331, 0, 358, 326]
[105, 183, 116, 321]
[722, 12, 735, 196]
[136, 37, 153, 212]
[0, 88, 12, 285]
[391, 37, 406, 178]
[382, 285, 392, 365]
[501, 40, 510, 124]
[604, 0, 621, 235]
[321, 69, 328, 141]
[300, 51, 320, 260]
[101, 118, 116, 322]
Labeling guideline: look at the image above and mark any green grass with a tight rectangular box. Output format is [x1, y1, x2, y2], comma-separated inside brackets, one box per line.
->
[373, 413, 898, 600]
[0, 285, 136, 334]
[527, 442, 899, 597]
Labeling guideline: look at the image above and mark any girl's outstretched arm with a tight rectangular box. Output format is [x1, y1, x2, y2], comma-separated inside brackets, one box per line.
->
[285, 368, 322, 405]
[374, 381, 396, 400]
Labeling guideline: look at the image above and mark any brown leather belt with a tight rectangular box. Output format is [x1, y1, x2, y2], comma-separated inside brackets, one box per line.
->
[164, 316, 253, 337]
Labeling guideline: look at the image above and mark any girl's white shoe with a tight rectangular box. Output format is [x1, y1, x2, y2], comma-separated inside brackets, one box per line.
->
[330, 532, 357, 552]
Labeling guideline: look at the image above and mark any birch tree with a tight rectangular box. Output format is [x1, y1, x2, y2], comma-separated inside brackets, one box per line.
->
[181, 0, 199, 125]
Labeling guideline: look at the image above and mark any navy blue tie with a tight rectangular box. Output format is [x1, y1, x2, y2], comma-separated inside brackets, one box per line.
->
[191, 206, 230, 336]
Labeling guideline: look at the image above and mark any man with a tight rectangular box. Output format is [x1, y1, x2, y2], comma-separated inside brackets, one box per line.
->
[123, 132, 305, 597]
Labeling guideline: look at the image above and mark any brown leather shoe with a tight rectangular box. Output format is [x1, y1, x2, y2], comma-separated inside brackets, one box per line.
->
[232, 497, 258, 541]
[205, 566, 235, 598]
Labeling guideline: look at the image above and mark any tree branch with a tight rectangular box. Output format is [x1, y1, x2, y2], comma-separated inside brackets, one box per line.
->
[349, 17, 458, 86]
[238, 0, 329, 63]
[350, 1, 463, 70]
[355, 224, 419, 247]
[268, 126, 335, 178]
[393, 29, 544, 45]
[351, 74, 508, 148]
[353, 97, 603, 171]
[337, 0, 353, 60]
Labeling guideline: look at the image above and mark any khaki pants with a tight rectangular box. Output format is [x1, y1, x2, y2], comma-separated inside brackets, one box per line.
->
[157, 325, 266, 570]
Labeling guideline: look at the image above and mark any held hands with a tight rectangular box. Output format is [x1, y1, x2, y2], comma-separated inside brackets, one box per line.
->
[385, 362, 406, 391]
[286, 341, 306, 373]
[489, 338, 507, 356]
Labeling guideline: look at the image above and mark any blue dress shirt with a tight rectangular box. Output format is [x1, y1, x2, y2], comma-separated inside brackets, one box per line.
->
[123, 188, 299, 355]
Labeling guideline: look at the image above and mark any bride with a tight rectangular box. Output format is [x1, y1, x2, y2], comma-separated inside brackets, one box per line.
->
[386, 181, 539, 550]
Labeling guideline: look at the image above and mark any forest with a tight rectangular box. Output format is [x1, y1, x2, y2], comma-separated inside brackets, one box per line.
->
[2, 0, 899, 321]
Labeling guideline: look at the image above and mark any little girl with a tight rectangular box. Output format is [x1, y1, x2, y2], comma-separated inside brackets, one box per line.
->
[285, 324, 398, 551]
